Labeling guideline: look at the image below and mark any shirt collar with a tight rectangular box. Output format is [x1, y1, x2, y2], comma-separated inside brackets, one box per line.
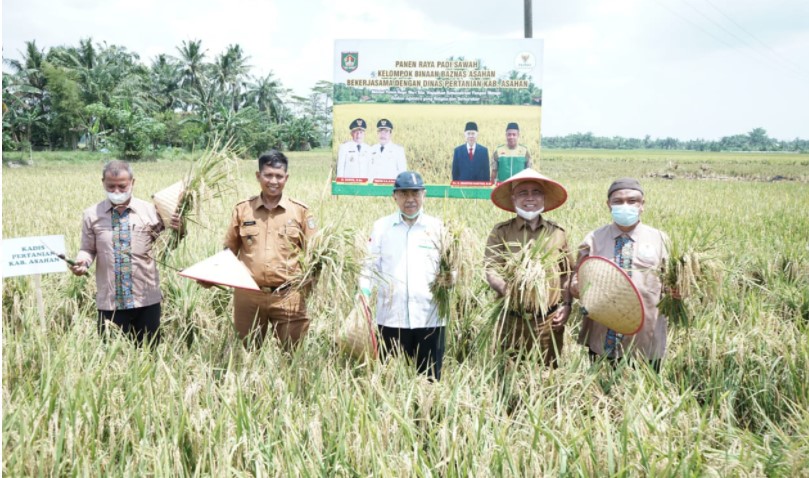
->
[393, 210, 424, 227]
[514, 214, 546, 231]
[103, 197, 140, 214]
[252, 194, 289, 212]
[609, 222, 641, 241]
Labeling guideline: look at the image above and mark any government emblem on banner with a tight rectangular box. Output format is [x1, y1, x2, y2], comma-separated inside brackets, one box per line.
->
[341, 52, 358, 73]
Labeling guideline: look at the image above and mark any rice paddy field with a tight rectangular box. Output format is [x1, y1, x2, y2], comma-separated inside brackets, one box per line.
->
[3, 149, 809, 476]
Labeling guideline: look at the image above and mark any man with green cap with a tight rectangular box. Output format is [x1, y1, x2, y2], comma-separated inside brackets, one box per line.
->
[491, 122, 533, 183]
[359, 171, 447, 380]
[484, 169, 573, 368]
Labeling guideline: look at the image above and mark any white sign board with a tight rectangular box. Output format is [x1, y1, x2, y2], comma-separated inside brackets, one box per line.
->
[2, 235, 69, 278]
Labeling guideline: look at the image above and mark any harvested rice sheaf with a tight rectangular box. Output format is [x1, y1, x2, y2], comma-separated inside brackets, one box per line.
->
[493, 235, 565, 317]
[429, 220, 475, 321]
[287, 224, 366, 302]
[156, 137, 239, 259]
[660, 234, 724, 326]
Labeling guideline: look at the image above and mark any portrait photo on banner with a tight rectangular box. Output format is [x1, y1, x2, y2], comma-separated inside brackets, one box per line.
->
[332, 39, 544, 199]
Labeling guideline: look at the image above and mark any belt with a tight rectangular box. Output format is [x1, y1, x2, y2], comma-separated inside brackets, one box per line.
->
[259, 283, 291, 293]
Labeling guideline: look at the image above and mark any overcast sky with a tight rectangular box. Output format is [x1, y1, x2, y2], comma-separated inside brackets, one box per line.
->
[4, 0, 808, 140]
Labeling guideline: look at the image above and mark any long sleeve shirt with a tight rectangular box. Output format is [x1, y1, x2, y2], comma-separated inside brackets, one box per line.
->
[573, 222, 669, 360]
[367, 142, 407, 181]
[336, 141, 370, 178]
[360, 212, 445, 328]
[223, 195, 315, 288]
[76, 197, 165, 310]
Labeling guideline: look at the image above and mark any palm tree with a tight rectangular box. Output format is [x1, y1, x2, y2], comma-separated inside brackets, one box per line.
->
[176, 39, 208, 104]
[4, 40, 48, 92]
[149, 54, 183, 112]
[245, 72, 288, 122]
[214, 44, 251, 112]
[4, 42, 50, 150]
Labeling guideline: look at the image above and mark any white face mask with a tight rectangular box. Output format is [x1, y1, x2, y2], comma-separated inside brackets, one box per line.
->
[401, 208, 423, 220]
[107, 190, 131, 205]
[515, 206, 543, 221]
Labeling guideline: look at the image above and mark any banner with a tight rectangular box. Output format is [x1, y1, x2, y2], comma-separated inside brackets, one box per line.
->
[332, 39, 543, 197]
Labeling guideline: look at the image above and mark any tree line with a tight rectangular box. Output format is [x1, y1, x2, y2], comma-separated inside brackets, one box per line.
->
[4, 38, 806, 158]
[3, 39, 333, 158]
[543, 129, 808, 153]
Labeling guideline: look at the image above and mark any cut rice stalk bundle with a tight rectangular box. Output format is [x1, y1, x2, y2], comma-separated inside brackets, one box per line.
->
[429, 220, 475, 321]
[155, 137, 239, 258]
[493, 235, 565, 317]
[660, 232, 724, 326]
[286, 223, 366, 302]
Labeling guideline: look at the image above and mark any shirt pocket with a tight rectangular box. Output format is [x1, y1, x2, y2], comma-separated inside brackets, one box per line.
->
[633, 254, 663, 300]
[131, 224, 157, 256]
[240, 225, 260, 251]
[277, 223, 303, 253]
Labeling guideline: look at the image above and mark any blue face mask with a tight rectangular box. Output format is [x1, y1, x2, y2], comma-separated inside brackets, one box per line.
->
[611, 204, 640, 227]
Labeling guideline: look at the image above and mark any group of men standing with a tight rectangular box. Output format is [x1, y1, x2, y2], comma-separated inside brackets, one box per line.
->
[72, 150, 670, 382]
[336, 118, 407, 181]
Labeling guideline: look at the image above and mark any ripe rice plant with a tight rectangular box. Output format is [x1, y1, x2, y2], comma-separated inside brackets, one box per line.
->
[2, 149, 808, 476]
[660, 230, 724, 326]
[491, 235, 565, 316]
[429, 219, 475, 321]
[155, 137, 239, 257]
[286, 223, 366, 302]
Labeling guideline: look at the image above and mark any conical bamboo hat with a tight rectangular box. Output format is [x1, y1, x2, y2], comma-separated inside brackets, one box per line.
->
[179, 249, 260, 291]
[490, 169, 568, 213]
[337, 296, 378, 359]
[577, 255, 645, 334]
[152, 181, 185, 228]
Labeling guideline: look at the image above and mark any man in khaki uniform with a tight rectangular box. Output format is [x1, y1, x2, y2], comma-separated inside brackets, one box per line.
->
[223, 150, 316, 349]
[484, 169, 573, 367]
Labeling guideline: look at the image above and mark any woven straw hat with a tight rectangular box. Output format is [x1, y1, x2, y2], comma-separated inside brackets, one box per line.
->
[576, 255, 645, 334]
[179, 249, 260, 291]
[490, 169, 568, 213]
[152, 180, 185, 228]
[336, 295, 378, 359]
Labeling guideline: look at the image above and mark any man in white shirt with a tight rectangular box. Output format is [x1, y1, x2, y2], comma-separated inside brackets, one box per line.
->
[336, 118, 370, 179]
[360, 171, 447, 380]
[368, 118, 407, 181]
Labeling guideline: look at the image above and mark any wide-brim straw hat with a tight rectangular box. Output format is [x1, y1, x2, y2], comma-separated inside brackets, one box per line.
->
[336, 295, 378, 359]
[179, 249, 260, 291]
[576, 255, 645, 335]
[490, 169, 568, 213]
[152, 180, 186, 228]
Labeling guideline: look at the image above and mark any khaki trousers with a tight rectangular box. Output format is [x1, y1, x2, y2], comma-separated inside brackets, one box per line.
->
[498, 307, 564, 368]
[233, 288, 309, 350]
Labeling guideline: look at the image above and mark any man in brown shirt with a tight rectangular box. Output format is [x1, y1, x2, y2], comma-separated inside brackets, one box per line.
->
[570, 177, 669, 372]
[70, 160, 183, 346]
[222, 150, 316, 349]
[484, 169, 573, 368]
